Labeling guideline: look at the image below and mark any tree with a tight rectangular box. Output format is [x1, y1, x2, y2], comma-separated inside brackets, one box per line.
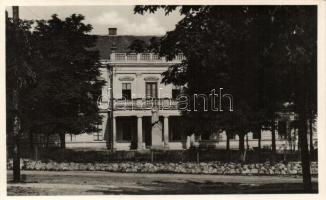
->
[128, 39, 148, 53]
[6, 11, 35, 182]
[26, 14, 105, 148]
[7, 13, 105, 154]
[273, 7, 317, 192]
[128, 37, 161, 53]
[309, 118, 315, 158]
[148, 36, 161, 53]
[135, 5, 316, 192]
[136, 6, 276, 161]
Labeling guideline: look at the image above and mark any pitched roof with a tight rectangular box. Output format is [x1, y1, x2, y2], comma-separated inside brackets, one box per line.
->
[94, 35, 160, 60]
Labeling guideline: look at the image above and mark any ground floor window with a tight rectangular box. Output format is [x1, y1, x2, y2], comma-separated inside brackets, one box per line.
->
[93, 124, 103, 141]
[116, 117, 136, 142]
[169, 116, 186, 141]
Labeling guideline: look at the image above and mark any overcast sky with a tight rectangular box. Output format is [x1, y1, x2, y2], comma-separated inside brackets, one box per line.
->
[6, 6, 183, 35]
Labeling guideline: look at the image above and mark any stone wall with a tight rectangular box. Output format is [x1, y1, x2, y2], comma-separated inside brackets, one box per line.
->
[7, 159, 318, 175]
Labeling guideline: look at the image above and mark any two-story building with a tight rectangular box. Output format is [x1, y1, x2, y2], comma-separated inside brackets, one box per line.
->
[65, 28, 317, 152]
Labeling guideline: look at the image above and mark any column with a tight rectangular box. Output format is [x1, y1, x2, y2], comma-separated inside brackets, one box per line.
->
[137, 115, 143, 150]
[285, 120, 292, 150]
[163, 116, 169, 149]
[112, 116, 116, 150]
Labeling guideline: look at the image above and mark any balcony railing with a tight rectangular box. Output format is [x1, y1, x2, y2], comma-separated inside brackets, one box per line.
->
[99, 98, 179, 111]
[110, 53, 185, 63]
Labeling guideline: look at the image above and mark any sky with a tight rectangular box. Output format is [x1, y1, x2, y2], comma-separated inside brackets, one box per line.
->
[6, 6, 183, 35]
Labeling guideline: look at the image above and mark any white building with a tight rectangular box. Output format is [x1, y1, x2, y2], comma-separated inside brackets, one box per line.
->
[65, 28, 317, 151]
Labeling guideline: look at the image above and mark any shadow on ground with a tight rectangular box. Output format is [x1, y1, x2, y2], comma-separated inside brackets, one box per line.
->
[87, 180, 318, 194]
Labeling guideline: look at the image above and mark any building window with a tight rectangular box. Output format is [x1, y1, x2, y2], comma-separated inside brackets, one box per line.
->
[122, 83, 131, 99]
[169, 120, 182, 141]
[146, 82, 157, 99]
[116, 117, 136, 142]
[121, 124, 132, 141]
[169, 116, 186, 141]
[172, 85, 181, 99]
[93, 124, 103, 141]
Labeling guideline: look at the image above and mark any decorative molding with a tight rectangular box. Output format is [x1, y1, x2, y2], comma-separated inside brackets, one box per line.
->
[118, 76, 134, 81]
[144, 76, 159, 82]
[135, 73, 142, 77]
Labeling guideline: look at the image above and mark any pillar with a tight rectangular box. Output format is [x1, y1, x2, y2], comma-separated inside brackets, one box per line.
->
[285, 120, 292, 150]
[137, 115, 143, 150]
[163, 116, 169, 149]
[112, 116, 116, 150]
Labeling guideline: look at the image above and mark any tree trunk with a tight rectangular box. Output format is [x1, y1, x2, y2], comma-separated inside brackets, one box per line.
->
[309, 119, 314, 158]
[12, 92, 21, 182]
[297, 128, 301, 161]
[298, 115, 312, 192]
[59, 133, 66, 149]
[45, 134, 50, 149]
[239, 133, 245, 162]
[226, 132, 230, 151]
[11, 6, 21, 183]
[239, 133, 245, 151]
[258, 130, 261, 150]
[271, 122, 276, 163]
[12, 134, 21, 182]
[258, 129, 261, 161]
[246, 134, 249, 150]
[29, 132, 34, 149]
[226, 131, 231, 161]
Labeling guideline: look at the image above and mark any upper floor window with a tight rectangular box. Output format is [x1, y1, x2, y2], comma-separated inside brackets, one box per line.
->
[146, 82, 158, 99]
[172, 85, 181, 99]
[122, 83, 131, 99]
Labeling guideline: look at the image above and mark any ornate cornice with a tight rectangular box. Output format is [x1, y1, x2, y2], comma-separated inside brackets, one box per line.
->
[144, 76, 159, 81]
[118, 76, 134, 81]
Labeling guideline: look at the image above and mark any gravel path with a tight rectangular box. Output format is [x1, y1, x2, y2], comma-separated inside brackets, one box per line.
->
[7, 170, 318, 195]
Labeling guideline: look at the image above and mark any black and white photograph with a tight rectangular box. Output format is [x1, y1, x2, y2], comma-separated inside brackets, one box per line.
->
[2, 0, 325, 197]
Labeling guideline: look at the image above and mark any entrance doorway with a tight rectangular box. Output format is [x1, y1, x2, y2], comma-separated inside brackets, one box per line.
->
[116, 116, 137, 149]
[142, 117, 151, 148]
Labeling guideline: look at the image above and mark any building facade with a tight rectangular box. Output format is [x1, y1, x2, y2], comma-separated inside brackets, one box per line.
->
[65, 29, 317, 151]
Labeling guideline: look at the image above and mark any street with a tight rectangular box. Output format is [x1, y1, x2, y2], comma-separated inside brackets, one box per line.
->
[7, 170, 318, 195]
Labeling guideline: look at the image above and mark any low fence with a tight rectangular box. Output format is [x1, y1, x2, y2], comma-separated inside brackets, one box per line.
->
[6, 142, 318, 163]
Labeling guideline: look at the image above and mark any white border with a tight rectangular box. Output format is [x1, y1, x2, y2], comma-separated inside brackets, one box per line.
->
[0, 1, 325, 200]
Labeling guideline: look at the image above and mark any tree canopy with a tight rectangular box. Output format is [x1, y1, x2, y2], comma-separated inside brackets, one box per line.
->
[7, 14, 105, 148]
[134, 5, 317, 192]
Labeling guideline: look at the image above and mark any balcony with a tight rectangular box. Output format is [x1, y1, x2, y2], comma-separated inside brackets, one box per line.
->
[99, 98, 180, 111]
[109, 53, 185, 63]
[114, 98, 179, 110]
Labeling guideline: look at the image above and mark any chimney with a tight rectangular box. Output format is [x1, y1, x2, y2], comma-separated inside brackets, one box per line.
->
[13, 6, 19, 21]
[108, 28, 117, 36]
